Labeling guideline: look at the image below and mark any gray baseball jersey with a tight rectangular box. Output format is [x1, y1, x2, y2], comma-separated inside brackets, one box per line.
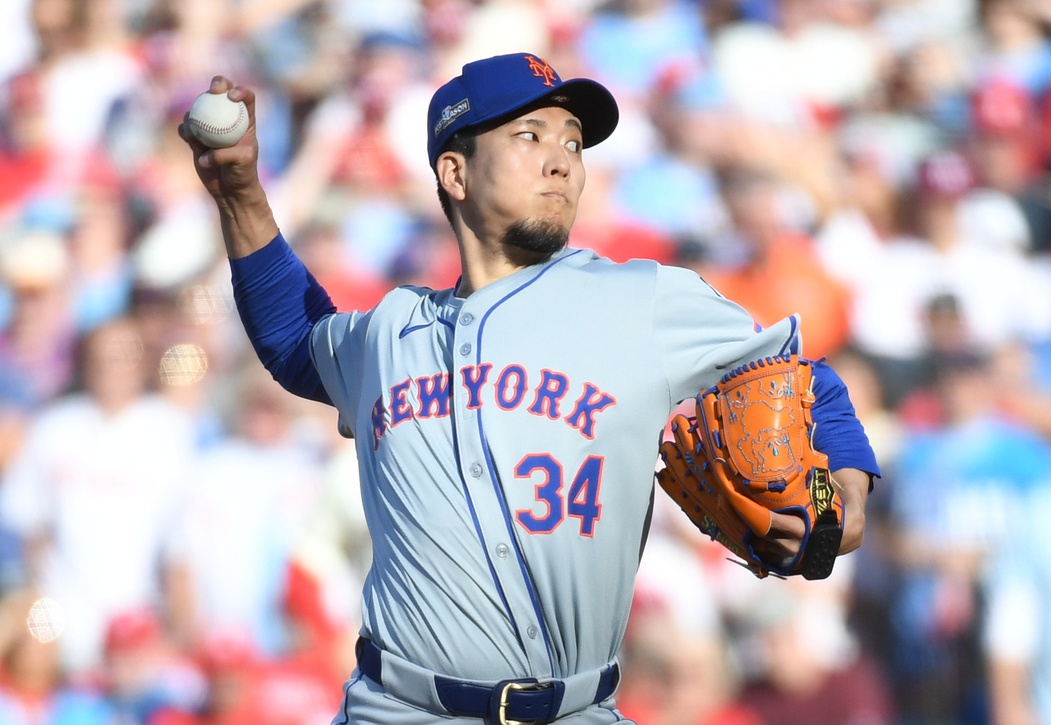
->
[311, 247, 800, 687]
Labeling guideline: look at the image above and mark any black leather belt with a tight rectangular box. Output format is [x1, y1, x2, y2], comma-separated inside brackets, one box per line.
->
[356, 638, 619, 724]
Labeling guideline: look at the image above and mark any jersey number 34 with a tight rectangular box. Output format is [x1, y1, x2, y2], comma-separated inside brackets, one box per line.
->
[514, 454, 604, 537]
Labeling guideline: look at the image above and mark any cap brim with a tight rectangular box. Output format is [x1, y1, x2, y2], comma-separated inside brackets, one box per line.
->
[551, 78, 619, 149]
[480, 78, 619, 151]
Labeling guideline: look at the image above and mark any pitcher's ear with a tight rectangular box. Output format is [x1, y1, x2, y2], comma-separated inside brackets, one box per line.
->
[436, 152, 467, 202]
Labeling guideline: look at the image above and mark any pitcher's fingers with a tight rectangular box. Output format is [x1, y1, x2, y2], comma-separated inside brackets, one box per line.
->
[178, 119, 208, 152]
[766, 509, 806, 540]
[227, 84, 256, 127]
[199, 142, 257, 169]
[750, 534, 799, 565]
[208, 75, 235, 94]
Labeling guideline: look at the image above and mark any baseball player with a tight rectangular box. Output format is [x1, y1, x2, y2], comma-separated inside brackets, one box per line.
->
[180, 53, 879, 724]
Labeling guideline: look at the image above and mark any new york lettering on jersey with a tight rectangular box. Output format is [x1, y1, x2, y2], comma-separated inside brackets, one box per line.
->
[370, 365, 616, 449]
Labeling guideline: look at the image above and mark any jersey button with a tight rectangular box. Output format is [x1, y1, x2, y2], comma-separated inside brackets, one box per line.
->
[526, 626, 539, 639]
[495, 543, 509, 558]
[460, 313, 474, 325]
[469, 463, 483, 478]
[459, 343, 472, 356]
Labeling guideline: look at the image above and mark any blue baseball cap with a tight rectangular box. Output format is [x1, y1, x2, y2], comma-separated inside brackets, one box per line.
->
[427, 52, 619, 170]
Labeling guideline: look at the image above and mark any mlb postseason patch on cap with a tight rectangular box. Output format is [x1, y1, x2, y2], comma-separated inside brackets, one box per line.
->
[434, 99, 471, 137]
[427, 52, 619, 169]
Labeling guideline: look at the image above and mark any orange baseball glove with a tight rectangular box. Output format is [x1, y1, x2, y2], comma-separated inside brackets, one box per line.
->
[657, 354, 844, 579]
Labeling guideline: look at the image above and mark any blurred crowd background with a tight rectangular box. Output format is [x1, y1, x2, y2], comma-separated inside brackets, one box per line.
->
[2, 0, 1051, 723]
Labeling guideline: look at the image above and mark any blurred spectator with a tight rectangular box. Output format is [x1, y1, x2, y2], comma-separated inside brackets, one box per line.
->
[571, 157, 679, 265]
[842, 148, 1050, 407]
[617, 591, 761, 725]
[839, 152, 970, 397]
[66, 163, 136, 333]
[164, 361, 324, 659]
[0, 228, 77, 406]
[832, 57, 946, 195]
[574, 0, 708, 102]
[0, 588, 116, 724]
[827, 347, 902, 685]
[152, 629, 338, 725]
[95, 606, 205, 724]
[269, 31, 436, 275]
[133, 0, 250, 111]
[632, 529, 721, 651]
[886, 348, 1051, 725]
[0, 315, 197, 676]
[967, 77, 1038, 184]
[1022, 90, 1051, 254]
[0, 70, 58, 214]
[608, 62, 733, 254]
[288, 220, 390, 313]
[816, 142, 907, 360]
[982, 479, 1051, 725]
[18, 0, 144, 187]
[914, 148, 1051, 347]
[958, 79, 1041, 256]
[696, 0, 866, 228]
[825, 345, 903, 482]
[971, 0, 1051, 97]
[690, 165, 853, 360]
[125, 211, 241, 447]
[0, 0, 35, 84]
[236, 0, 355, 173]
[128, 219, 223, 345]
[895, 292, 975, 428]
[710, 0, 883, 127]
[433, 0, 553, 85]
[733, 566, 896, 725]
[288, 433, 370, 673]
[0, 227, 71, 584]
[280, 31, 422, 202]
[326, 34, 420, 194]
[990, 335, 1051, 442]
[0, 226, 51, 592]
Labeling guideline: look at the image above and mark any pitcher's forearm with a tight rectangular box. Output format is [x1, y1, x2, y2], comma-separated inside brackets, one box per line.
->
[833, 466, 870, 554]
[216, 188, 280, 259]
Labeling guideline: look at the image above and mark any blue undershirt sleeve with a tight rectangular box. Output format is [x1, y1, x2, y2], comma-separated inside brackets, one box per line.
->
[229, 233, 336, 404]
[809, 359, 881, 485]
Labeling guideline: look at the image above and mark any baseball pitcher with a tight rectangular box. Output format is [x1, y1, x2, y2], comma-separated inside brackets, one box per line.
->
[180, 52, 879, 724]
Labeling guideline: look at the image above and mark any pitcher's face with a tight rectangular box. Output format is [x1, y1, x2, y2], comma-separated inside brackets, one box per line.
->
[464, 105, 586, 257]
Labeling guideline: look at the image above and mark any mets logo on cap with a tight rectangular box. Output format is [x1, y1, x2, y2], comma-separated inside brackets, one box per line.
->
[525, 55, 557, 87]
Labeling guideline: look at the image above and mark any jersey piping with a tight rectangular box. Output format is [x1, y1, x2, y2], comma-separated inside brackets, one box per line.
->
[469, 249, 587, 674]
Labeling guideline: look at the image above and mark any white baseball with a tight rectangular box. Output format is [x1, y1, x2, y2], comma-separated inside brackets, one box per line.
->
[187, 91, 249, 149]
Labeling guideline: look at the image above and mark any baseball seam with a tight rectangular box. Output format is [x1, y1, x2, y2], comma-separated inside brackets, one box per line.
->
[192, 104, 247, 134]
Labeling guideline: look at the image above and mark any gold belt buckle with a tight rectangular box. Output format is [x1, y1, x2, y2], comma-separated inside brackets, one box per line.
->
[498, 681, 529, 725]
